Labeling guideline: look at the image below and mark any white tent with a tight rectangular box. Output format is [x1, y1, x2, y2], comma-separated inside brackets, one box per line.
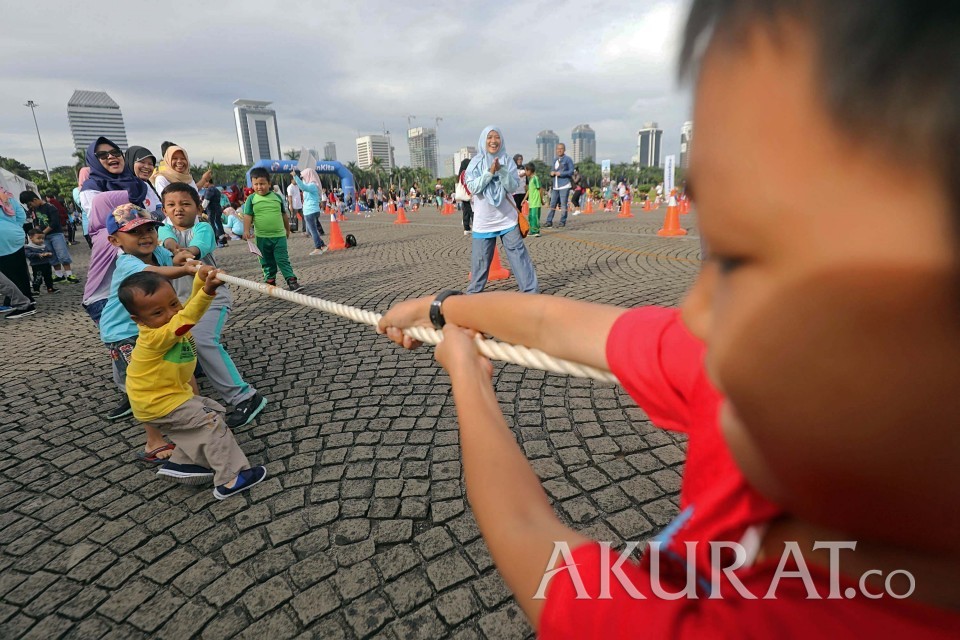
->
[0, 168, 39, 198]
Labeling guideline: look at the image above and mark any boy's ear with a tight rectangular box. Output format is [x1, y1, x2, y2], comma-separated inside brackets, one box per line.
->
[107, 234, 122, 247]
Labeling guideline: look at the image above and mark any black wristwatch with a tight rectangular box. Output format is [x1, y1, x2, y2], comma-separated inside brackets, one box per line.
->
[430, 290, 462, 329]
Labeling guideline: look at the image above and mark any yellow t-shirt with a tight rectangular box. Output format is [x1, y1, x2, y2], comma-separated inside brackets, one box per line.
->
[127, 274, 215, 422]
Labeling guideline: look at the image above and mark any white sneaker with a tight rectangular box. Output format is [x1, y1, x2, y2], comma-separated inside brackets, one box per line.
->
[573, 210, 581, 216]
[463, 230, 470, 236]
[309, 248, 324, 255]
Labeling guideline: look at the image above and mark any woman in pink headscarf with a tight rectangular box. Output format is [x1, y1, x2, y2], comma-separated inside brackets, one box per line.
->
[72, 167, 93, 247]
[83, 191, 131, 324]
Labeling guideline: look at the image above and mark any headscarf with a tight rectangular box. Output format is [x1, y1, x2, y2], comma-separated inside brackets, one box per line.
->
[81, 136, 148, 206]
[125, 146, 156, 173]
[0, 188, 14, 216]
[158, 145, 194, 185]
[466, 126, 510, 207]
[83, 191, 132, 303]
[300, 168, 322, 189]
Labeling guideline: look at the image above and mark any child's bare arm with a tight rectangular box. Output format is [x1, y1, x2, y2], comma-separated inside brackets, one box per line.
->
[143, 265, 195, 279]
[242, 214, 254, 240]
[437, 325, 590, 628]
[162, 238, 180, 254]
[379, 292, 625, 372]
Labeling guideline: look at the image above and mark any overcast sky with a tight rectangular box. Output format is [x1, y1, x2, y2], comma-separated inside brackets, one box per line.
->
[1, 0, 692, 172]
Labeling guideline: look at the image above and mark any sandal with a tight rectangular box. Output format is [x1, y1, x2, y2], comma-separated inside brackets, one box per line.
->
[135, 443, 176, 464]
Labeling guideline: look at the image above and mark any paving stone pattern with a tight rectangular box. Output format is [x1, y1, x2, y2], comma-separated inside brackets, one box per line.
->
[0, 208, 701, 639]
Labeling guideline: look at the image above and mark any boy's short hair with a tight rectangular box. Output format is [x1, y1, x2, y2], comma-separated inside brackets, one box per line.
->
[525, 162, 536, 173]
[161, 182, 201, 206]
[249, 168, 270, 182]
[680, 1, 960, 223]
[118, 271, 173, 315]
[19, 191, 39, 205]
[28, 228, 45, 237]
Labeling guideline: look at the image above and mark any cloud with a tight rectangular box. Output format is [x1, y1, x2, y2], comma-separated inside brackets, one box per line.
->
[0, 0, 692, 172]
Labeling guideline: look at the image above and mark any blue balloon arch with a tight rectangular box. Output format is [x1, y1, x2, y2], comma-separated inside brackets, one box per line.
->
[245, 159, 356, 200]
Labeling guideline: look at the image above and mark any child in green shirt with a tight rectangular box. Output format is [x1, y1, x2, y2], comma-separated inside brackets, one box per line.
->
[242, 168, 302, 291]
[523, 163, 542, 237]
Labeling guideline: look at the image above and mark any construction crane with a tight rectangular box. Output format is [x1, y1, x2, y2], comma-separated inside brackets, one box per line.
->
[406, 115, 417, 133]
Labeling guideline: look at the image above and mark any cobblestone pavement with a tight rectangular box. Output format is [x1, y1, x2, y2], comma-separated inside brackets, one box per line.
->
[0, 206, 701, 639]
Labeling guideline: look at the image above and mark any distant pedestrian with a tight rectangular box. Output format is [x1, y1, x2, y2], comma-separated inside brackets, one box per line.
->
[464, 126, 538, 294]
[545, 143, 574, 228]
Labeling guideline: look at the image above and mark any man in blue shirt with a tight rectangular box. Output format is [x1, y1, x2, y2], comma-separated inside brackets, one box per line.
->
[545, 143, 575, 228]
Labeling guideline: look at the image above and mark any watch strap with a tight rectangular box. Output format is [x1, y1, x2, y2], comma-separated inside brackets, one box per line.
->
[430, 290, 462, 329]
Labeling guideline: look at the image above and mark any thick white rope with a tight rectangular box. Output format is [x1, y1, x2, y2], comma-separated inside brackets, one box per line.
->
[216, 273, 619, 383]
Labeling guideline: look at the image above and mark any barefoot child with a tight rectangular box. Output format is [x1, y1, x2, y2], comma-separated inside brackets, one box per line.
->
[158, 182, 267, 428]
[118, 267, 267, 498]
[378, 1, 960, 636]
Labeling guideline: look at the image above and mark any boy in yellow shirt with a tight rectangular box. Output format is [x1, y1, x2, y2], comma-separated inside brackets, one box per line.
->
[118, 266, 266, 500]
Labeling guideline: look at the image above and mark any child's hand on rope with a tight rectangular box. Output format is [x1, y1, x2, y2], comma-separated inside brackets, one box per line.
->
[435, 323, 492, 380]
[377, 297, 434, 349]
[202, 268, 225, 296]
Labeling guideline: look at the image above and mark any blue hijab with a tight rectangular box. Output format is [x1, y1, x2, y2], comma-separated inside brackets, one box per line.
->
[81, 136, 148, 206]
[466, 125, 511, 207]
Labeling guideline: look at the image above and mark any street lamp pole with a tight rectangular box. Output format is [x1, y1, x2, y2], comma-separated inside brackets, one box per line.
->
[24, 100, 50, 180]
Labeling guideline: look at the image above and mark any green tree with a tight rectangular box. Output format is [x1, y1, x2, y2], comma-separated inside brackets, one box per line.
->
[283, 148, 299, 160]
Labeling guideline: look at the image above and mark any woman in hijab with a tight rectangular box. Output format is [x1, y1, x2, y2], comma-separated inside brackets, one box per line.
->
[83, 191, 138, 420]
[153, 145, 199, 194]
[82, 191, 132, 324]
[464, 126, 538, 294]
[292, 168, 327, 255]
[0, 188, 34, 315]
[79, 136, 149, 214]
[124, 146, 164, 219]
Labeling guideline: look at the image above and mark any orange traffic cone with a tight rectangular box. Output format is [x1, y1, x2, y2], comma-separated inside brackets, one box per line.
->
[328, 213, 347, 250]
[657, 195, 687, 237]
[584, 198, 594, 214]
[643, 199, 651, 211]
[618, 200, 633, 218]
[395, 205, 410, 224]
[487, 247, 510, 280]
[468, 246, 511, 282]
[354, 200, 361, 213]
[387, 202, 396, 215]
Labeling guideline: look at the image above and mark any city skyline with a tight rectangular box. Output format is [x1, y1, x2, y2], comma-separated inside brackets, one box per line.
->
[1, 1, 690, 172]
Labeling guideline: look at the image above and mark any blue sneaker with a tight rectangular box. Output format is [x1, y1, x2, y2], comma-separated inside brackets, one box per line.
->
[213, 466, 267, 500]
[0, 306, 11, 312]
[157, 461, 214, 485]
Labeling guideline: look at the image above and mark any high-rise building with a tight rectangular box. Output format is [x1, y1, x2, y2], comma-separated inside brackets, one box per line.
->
[570, 124, 596, 163]
[536, 130, 560, 162]
[442, 156, 455, 178]
[67, 90, 128, 153]
[452, 146, 477, 172]
[637, 122, 663, 168]
[356, 134, 394, 171]
[323, 141, 337, 161]
[679, 121, 693, 170]
[408, 127, 439, 178]
[233, 99, 281, 165]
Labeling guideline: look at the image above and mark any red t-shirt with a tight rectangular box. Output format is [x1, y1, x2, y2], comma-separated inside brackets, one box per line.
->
[540, 307, 960, 638]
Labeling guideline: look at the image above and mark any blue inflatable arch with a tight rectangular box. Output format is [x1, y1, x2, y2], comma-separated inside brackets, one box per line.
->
[246, 159, 356, 200]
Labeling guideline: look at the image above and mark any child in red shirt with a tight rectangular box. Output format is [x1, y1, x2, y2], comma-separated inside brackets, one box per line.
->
[378, 1, 960, 637]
